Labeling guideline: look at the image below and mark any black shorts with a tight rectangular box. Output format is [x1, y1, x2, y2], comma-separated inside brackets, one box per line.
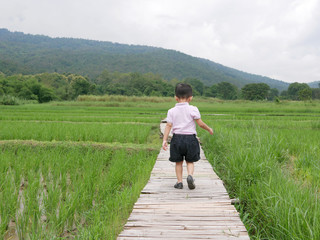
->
[169, 134, 200, 163]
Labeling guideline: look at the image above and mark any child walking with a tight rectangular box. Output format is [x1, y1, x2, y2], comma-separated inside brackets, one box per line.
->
[162, 83, 213, 190]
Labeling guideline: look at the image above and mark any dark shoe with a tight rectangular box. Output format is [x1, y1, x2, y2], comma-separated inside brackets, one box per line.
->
[174, 182, 183, 189]
[187, 175, 196, 190]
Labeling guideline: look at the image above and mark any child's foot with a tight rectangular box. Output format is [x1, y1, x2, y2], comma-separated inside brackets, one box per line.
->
[174, 182, 183, 189]
[187, 175, 196, 190]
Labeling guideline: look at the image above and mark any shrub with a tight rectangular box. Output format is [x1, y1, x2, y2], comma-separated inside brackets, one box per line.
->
[0, 95, 20, 105]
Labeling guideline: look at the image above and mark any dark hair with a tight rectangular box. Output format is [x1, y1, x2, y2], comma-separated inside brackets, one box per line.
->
[175, 83, 193, 98]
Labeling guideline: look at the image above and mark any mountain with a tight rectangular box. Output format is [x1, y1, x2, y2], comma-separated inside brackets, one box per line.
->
[0, 28, 289, 90]
[308, 81, 320, 88]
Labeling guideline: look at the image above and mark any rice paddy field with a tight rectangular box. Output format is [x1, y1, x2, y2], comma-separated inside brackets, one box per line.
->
[1, 96, 320, 239]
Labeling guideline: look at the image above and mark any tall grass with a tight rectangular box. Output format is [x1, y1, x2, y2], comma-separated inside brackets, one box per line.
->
[0, 145, 157, 239]
[199, 113, 320, 239]
[1, 98, 320, 239]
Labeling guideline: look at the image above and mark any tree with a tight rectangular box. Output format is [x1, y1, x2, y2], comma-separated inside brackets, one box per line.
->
[26, 79, 42, 97]
[216, 82, 238, 100]
[35, 73, 69, 100]
[18, 86, 38, 100]
[298, 88, 312, 101]
[241, 83, 270, 100]
[128, 72, 147, 95]
[70, 75, 92, 98]
[287, 82, 310, 100]
[95, 70, 112, 87]
[268, 88, 279, 101]
[204, 84, 217, 97]
[312, 88, 320, 99]
[184, 78, 204, 96]
[38, 87, 55, 103]
[0, 70, 176, 100]
[280, 90, 288, 99]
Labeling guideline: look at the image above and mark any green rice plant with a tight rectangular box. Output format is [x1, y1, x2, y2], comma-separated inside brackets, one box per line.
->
[311, 121, 320, 129]
[0, 109, 163, 123]
[0, 169, 19, 238]
[1, 97, 320, 239]
[0, 144, 157, 239]
[77, 94, 174, 103]
[199, 113, 320, 240]
[242, 172, 320, 239]
[0, 121, 153, 144]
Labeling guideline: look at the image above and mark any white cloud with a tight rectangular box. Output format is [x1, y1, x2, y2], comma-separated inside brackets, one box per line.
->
[0, 0, 319, 83]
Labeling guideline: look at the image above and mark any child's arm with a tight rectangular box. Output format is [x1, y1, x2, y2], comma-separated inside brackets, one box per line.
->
[195, 119, 213, 135]
[162, 122, 172, 150]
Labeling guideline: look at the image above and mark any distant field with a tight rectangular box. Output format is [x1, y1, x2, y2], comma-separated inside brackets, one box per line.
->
[1, 97, 320, 239]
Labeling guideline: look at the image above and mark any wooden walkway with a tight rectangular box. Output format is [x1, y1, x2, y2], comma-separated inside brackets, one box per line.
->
[118, 122, 249, 239]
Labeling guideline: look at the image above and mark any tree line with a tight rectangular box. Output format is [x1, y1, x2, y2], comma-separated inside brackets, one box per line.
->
[1, 70, 319, 105]
[183, 78, 320, 101]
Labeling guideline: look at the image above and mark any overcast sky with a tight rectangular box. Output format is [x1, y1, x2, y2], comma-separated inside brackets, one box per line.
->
[1, 0, 320, 83]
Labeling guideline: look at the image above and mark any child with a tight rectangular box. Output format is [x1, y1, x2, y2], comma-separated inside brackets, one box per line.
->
[162, 83, 213, 190]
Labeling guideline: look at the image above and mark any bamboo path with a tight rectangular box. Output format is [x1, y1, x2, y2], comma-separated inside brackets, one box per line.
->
[117, 122, 249, 239]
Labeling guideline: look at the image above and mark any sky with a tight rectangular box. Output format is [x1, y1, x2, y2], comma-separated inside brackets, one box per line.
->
[1, 0, 320, 83]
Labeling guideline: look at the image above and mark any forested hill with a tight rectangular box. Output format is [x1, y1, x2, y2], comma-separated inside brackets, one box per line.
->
[308, 81, 320, 88]
[0, 28, 289, 90]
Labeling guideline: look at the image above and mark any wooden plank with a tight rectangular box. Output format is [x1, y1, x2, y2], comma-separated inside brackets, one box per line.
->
[117, 122, 249, 239]
[118, 230, 250, 239]
[124, 221, 247, 228]
[119, 236, 250, 240]
[118, 237, 250, 240]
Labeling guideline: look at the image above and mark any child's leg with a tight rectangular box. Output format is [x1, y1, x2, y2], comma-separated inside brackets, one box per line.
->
[175, 161, 183, 183]
[186, 161, 196, 189]
[186, 161, 194, 176]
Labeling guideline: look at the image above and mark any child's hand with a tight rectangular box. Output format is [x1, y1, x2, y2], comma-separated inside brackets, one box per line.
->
[162, 140, 168, 150]
[208, 128, 213, 135]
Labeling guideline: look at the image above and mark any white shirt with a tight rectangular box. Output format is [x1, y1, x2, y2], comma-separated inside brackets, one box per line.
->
[166, 102, 201, 135]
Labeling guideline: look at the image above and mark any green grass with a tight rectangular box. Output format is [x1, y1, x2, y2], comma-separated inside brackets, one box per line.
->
[0, 144, 157, 239]
[1, 97, 320, 239]
[77, 94, 174, 103]
[0, 98, 163, 239]
[200, 109, 320, 239]
[0, 121, 154, 144]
